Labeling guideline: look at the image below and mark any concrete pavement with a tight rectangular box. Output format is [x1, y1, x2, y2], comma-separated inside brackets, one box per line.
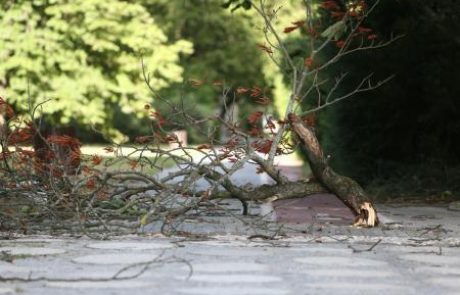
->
[1, 155, 459, 294]
[1, 217, 460, 295]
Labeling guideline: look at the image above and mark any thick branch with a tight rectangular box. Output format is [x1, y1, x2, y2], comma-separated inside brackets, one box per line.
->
[288, 113, 378, 227]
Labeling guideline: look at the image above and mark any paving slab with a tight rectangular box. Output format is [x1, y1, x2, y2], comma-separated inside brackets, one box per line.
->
[0, 230, 460, 295]
[1, 159, 460, 295]
[72, 253, 160, 265]
[273, 193, 355, 224]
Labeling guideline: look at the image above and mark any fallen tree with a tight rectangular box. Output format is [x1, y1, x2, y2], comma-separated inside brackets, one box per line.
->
[0, 0, 400, 234]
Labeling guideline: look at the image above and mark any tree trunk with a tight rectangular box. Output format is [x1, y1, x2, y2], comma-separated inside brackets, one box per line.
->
[288, 113, 379, 227]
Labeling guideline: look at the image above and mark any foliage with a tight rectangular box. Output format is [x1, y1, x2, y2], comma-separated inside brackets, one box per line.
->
[316, 0, 460, 194]
[0, 0, 192, 141]
[138, 0, 277, 142]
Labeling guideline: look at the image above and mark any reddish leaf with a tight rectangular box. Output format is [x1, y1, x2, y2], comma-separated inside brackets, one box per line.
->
[129, 160, 138, 170]
[86, 178, 96, 189]
[104, 146, 114, 153]
[164, 133, 178, 143]
[91, 155, 103, 166]
[7, 126, 33, 145]
[305, 57, 314, 69]
[303, 113, 317, 128]
[283, 26, 298, 34]
[349, 11, 359, 17]
[250, 86, 262, 97]
[47, 135, 81, 147]
[248, 127, 261, 137]
[320, 1, 339, 10]
[331, 11, 345, 19]
[251, 140, 273, 154]
[335, 40, 346, 48]
[150, 111, 167, 127]
[367, 34, 378, 40]
[197, 143, 212, 150]
[236, 87, 250, 94]
[81, 165, 92, 175]
[70, 148, 81, 165]
[256, 44, 273, 54]
[255, 96, 270, 105]
[224, 137, 240, 149]
[135, 135, 152, 144]
[357, 26, 372, 33]
[17, 148, 35, 158]
[189, 79, 205, 88]
[0, 151, 12, 161]
[292, 20, 305, 27]
[0, 97, 15, 118]
[248, 111, 263, 125]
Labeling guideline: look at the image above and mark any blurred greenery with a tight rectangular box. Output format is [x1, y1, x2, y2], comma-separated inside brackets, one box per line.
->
[0, 0, 304, 143]
[0, 0, 192, 141]
[138, 0, 273, 142]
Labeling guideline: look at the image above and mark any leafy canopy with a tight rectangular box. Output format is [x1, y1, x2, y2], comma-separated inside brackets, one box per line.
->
[0, 0, 192, 140]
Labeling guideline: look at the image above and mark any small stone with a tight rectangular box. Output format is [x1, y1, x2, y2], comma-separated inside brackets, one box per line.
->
[72, 253, 158, 265]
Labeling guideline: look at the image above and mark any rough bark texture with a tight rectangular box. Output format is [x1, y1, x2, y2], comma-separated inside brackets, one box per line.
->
[288, 113, 379, 227]
[209, 181, 327, 202]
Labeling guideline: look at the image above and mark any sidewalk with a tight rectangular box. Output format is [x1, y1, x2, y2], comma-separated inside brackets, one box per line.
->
[274, 161, 355, 225]
[1, 223, 460, 295]
[1, 155, 460, 294]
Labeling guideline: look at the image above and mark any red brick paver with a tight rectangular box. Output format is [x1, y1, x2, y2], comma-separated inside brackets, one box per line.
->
[274, 164, 355, 225]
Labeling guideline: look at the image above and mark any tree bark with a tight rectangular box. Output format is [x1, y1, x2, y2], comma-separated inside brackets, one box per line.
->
[288, 113, 379, 227]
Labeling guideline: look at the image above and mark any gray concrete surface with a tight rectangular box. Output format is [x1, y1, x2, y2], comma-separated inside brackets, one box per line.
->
[1, 157, 459, 294]
[1, 204, 460, 295]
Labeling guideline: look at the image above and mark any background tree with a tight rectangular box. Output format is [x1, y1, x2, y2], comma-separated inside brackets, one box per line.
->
[135, 0, 274, 143]
[0, 0, 192, 141]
